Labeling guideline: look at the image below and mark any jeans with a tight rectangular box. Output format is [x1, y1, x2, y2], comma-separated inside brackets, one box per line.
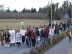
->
[36, 36, 40, 45]
[29, 38, 32, 47]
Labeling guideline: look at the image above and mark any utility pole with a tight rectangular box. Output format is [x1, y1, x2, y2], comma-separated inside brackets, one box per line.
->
[47, 1, 49, 19]
[71, 3, 72, 18]
[50, 0, 53, 45]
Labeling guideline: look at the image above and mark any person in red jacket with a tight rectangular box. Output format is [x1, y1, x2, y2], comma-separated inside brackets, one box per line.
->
[26, 26, 32, 47]
[45, 27, 49, 41]
[31, 32, 36, 47]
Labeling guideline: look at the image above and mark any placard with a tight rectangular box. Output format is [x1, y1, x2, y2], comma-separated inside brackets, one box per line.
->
[20, 29, 26, 36]
[16, 32, 22, 42]
[9, 30, 16, 43]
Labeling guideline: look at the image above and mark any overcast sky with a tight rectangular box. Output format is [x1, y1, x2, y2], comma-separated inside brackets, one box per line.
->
[0, 0, 71, 11]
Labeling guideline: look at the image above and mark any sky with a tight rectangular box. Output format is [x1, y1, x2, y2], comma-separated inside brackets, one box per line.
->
[0, 0, 71, 11]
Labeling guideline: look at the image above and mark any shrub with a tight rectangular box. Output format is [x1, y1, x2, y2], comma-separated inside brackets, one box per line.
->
[34, 45, 42, 53]
[52, 31, 67, 45]
[29, 48, 38, 54]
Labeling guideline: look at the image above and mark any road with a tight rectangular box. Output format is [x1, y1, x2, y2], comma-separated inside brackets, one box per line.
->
[0, 44, 31, 54]
[0, 37, 72, 54]
[44, 37, 72, 54]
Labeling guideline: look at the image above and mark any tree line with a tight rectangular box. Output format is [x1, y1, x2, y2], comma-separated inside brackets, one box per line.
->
[0, 0, 72, 20]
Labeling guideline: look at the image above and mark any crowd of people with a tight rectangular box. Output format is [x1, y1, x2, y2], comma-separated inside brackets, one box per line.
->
[0, 21, 71, 48]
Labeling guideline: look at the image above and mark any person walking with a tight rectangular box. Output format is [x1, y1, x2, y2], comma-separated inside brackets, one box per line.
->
[4, 29, 10, 48]
[45, 27, 49, 41]
[25, 28, 29, 47]
[40, 27, 45, 41]
[31, 32, 36, 47]
[27, 26, 32, 47]
[0, 30, 4, 46]
[36, 27, 40, 45]
[20, 27, 26, 44]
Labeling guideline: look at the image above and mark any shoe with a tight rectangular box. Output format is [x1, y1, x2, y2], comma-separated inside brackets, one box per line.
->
[8, 44, 10, 47]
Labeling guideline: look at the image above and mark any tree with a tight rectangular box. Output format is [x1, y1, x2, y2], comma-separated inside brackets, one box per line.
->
[31, 8, 36, 13]
[67, 2, 72, 18]
[21, 8, 31, 13]
[13, 9, 18, 13]
[42, 7, 48, 13]
[38, 8, 43, 13]
[6, 7, 10, 12]
[55, 3, 59, 19]
[27, 9, 30, 13]
[21, 8, 26, 13]
[38, 7, 48, 13]
[60, 1, 71, 19]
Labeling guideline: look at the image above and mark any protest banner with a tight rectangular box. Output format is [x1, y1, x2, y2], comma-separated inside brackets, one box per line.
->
[9, 29, 16, 43]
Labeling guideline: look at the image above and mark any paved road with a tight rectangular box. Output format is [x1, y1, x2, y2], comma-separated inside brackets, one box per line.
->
[0, 44, 31, 54]
[0, 37, 72, 54]
[0, 37, 43, 54]
[44, 37, 72, 54]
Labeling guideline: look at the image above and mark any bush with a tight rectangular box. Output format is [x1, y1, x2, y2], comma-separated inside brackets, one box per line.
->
[29, 48, 38, 54]
[34, 45, 42, 53]
[52, 31, 67, 45]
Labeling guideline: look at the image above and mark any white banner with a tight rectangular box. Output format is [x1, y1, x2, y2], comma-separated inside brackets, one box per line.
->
[9, 30, 16, 43]
[53, 21, 56, 24]
[20, 29, 26, 36]
[16, 32, 22, 42]
[49, 28, 55, 36]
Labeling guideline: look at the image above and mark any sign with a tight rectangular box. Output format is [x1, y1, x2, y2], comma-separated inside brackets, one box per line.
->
[20, 21, 24, 28]
[21, 21, 24, 26]
[16, 32, 22, 42]
[9, 30, 16, 43]
[20, 29, 26, 36]
[49, 28, 55, 36]
[53, 21, 56, 24]
[64, 13, 69, 19]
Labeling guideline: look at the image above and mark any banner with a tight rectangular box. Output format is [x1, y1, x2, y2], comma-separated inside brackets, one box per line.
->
[49, 28, 55, 36]
[16, 32, 22, 42]
[53, 21, 56, 24]
[9, 30, 16, 43]
[20, 29, 26, 36]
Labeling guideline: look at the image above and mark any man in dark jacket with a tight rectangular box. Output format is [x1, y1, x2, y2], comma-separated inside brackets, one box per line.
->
[4, 29, 10, 48]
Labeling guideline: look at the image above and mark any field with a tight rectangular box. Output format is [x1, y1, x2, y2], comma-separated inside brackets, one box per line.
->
[0, 19, 49, 30]
[0, 12, 65, 30]
[0, 19, 63, 30]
